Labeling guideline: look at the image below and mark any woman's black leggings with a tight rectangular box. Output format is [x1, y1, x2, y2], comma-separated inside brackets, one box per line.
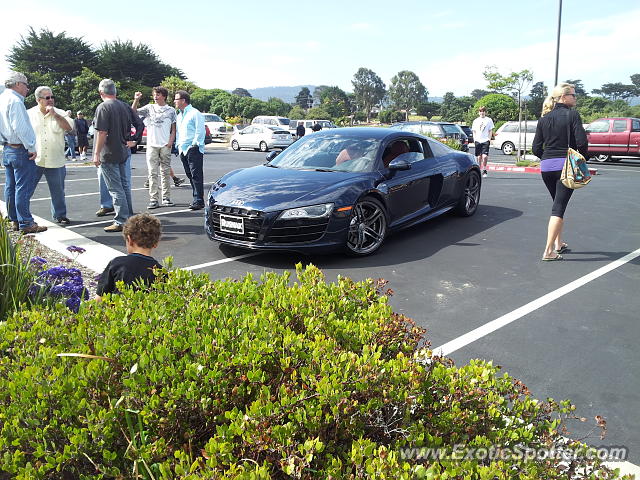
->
[542, 170, 573, 218]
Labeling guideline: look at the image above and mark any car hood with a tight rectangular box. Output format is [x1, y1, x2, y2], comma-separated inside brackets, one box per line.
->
[210, 166, 377, 211]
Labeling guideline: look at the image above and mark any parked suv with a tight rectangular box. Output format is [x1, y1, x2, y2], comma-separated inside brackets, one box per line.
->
[585, 117, 640, 162]
[491, 121, 538, 155]
[389, 121, 469, 151]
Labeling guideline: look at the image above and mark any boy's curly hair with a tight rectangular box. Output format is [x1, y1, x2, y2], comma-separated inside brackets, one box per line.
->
[123, 213, 161, 248]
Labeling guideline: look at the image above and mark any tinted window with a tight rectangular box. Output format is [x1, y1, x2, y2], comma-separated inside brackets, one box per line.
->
[502, 124, 518, 133]
[277, 118, 290, 126]
[633, 120, 640, 132]
[587, 120, 610, 133]
[204, 114, 222, 122]
[441, 124, 461, 135]
[426, 138, 453, 157]
[612, 120, 627, 133]
[526, 123, 537, 133]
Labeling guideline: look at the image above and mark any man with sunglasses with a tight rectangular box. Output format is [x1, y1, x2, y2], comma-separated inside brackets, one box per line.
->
[27, 86, 74, 225]
[0, 71, 46, 233]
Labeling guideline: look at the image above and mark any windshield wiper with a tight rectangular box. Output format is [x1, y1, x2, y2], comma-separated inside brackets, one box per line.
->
[312, 168, 335, 172]
[264, 163, 279, 168]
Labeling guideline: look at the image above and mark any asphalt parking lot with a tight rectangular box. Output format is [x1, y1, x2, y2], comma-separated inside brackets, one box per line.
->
[2, 145, 639, 465]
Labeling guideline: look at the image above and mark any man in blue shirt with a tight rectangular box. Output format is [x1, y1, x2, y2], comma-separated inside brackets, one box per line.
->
[173, 90, 205, 210]
[0, 71, 47, 233]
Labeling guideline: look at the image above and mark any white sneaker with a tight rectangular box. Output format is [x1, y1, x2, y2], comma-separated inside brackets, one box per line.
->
[161, 199, 175, 207]
[482, 170, 488, 178]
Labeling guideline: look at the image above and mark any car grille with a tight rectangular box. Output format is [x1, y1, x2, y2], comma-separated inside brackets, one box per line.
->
[267, 217, 329, 243]
[209, 204, 264, 242]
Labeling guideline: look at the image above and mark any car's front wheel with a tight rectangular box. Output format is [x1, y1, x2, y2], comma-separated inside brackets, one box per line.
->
[346, 196, 387, 256]
[501, 142, 515, 155]
[259, 141, 269, 152]
[454, 170, 481, 217]
[231, 140, 240, 151]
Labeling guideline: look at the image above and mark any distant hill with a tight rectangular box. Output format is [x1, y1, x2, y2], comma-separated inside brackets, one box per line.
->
[248, 85, 316, 103]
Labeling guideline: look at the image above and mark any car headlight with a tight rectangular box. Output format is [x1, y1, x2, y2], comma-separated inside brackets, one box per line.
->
[279, 203, 334, 219]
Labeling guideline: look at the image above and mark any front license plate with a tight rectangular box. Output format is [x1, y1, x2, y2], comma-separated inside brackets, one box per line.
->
[219, 214, 244, 234]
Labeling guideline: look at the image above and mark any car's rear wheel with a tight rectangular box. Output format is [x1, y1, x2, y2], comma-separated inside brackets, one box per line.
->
[346, 197, 387, 256]
[259, 141, 269, 152]
[501, 142, 515, 155]
[591, 154, 610, 163]
[454, 170, 481, 217]
[231, 140, 240, 151]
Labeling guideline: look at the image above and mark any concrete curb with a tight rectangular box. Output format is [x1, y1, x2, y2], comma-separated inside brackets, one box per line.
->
[487, 162, 599, 175]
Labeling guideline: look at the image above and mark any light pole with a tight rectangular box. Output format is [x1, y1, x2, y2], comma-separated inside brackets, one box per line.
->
[554, 0, 563, 85]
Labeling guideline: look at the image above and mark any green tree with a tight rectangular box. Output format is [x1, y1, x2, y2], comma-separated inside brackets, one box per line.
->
[630, 74, 640, 92]
[470, 89, 490, 100]
[22, 71, 60, 109]
[564, 79, 588, 96]
[469, 94, 518, 124]
[388, 70, 428, 121]
[288, 105, 306, 120]
[70, 67, 110, 119]
[160, 76, 198, 101]
[306, 106, 332, 120]
[232, 88, 252, 97]
[95, 40, 183, 88]
[6, 27, 96, 85]
[416, 101, 441, 120]
[209, 90, 233, 116]
[265, 97, 291, 116]
[440, 93, 474, 122]
[318, 86, 350, 118]
[529, 81, 547, 118]
[592, 82, 637, 102]
[295, 87, 313, 110]
[191, 88, 228, 113]
[351, 68, 386, 122]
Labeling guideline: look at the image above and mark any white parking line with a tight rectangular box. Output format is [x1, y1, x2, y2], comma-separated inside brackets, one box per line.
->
[66, 208, 194, 228]
[31, 187, 148, 201]
[183, 253, 261, 271]
[433, 247, 640, 357]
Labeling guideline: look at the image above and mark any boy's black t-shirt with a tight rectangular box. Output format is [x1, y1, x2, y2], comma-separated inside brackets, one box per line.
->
[96, 253, 162, 296]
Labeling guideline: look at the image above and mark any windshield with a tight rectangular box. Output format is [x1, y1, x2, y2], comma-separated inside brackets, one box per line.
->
[277, 117, 290, 126]
[441, 124, 461, 135]
[204, 114, 222, 122]
[269, 134, 380, 172]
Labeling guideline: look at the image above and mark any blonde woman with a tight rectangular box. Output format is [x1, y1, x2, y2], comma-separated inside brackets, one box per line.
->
[532, 83, 588, 261]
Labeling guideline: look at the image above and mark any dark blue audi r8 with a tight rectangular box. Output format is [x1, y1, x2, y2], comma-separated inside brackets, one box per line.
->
[205, 128, 481, 256]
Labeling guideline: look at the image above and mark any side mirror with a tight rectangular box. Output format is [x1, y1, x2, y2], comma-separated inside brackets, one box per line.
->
[265, 151, 279, 162]
[388, 158, 411, 171]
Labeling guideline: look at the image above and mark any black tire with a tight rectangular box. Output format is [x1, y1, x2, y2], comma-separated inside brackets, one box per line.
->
[345, 196, 387, 256]
[501, 142, 515, 155]
[231, 140, 240, 151]
[592, 154, 610, 163]
[454, 170, 481, 217]
[259, 141, 269, 152]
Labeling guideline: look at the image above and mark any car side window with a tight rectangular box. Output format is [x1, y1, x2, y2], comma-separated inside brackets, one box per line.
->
[587, 120, 610, 133]
[526, 123, 537, 133]
[612, 120, 627, 133]
[502, 124, 518, 133]
[633, 120, 640, 132]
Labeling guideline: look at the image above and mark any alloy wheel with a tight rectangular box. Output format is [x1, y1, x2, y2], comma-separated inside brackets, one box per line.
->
[346, 197, 387, 256]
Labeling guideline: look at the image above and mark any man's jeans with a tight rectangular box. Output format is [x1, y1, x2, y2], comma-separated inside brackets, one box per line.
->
[34, 166, 67, 220]
[2, 145, 37, 228]
[99, 158, 132, 225]
[65, 134, 76, 159]
[98, 150, 131, 209]
[180, 147, 204, 205]
[147, 145, 172, 202]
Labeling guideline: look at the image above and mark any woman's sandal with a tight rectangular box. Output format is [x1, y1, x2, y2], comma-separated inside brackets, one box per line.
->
[556, 243, 569, 254]
[542, 254, 563, 261]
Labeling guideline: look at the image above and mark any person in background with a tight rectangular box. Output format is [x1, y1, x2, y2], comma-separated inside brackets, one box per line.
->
[532, 82, 588, 262]
[296, 121, 305, 139]
[64, 109, 77, 160]
[96, 213, 163, 299]
[173, 90, 205, 210]
[312, 122, 322, 132]
[27, 86, 74, 225]
[471, 107, 494, 178]
[74, 111, 90, 160]
[0, 71, 46, 233]
[131, 87, 177, 209]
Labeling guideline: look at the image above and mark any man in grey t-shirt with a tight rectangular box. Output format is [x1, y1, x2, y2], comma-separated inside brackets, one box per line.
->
[93, 79, 143, 232]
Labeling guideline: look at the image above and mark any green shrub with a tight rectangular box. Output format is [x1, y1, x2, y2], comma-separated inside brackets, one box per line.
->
[378, 110, 405, 124]
[0, 265, 626, 479]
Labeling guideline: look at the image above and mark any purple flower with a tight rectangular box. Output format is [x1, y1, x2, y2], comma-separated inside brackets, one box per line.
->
[30, 256, 48, 267]
[66, 245, 86, 254]
[66, 296, 81, 313]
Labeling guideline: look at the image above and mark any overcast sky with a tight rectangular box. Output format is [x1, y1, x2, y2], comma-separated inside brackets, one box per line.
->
[2, 0, 639, 97]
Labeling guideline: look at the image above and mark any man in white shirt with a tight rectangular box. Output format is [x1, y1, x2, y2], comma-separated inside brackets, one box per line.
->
[471, 107, 494, 178]
[27, 86, 74, 224]
[132, 87, 177, 209]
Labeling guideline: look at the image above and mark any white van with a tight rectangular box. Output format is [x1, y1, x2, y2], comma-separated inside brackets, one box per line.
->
[289, 119, 336, 138]
[491, 121, 538, 155]
[251, 116, 291, 129]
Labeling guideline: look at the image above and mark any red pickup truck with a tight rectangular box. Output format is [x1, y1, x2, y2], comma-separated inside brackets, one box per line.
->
[585, 117, 640, 162]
